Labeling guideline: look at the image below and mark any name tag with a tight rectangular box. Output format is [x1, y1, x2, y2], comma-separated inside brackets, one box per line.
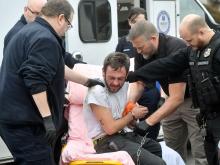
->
[197, 61, 209, 65]
[123, 49, 130, 52]
[189, 62, 194, 66]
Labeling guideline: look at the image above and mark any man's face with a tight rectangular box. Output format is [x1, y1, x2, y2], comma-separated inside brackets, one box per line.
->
[58, 14, 73, 37]
[132, 35, 156, 59]
[25, 0, 47, 22]
[25, 6, 41, 22]
[180, 28, 204, 50]
[129, 14, 146, 27]
[103, 66, 127, 93]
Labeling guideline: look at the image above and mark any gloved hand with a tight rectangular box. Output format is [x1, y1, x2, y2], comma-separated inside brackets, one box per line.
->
[134, 120, 150, 135]
[157, 97, 165, 109]
[126, 71, 138, 83]
[43, 116, 56, 145]
[84, 78, 105, 87]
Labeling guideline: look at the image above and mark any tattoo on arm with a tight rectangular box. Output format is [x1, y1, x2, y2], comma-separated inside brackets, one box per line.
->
[100, 119, 104, 126]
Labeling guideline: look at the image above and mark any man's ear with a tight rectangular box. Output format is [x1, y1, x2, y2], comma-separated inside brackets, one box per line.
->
[57, 14, 64, 25]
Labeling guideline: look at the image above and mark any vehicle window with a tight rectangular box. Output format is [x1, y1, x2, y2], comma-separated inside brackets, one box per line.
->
[78, 0, 111, 43]
[199, 0, 220, 23]
[117, 1, 134, 38]
[179, 0, 204, 20]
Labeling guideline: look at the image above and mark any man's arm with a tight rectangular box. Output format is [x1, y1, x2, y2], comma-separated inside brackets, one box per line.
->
[90, 104, 147, 135]
[64, 65, 104, 87]
[65, 65, 88, 85]
[129, 48, 189, 83]
[128, 81, 145, 103]
[146, 82, 186, 125]
[32, 91, 56, 144]
[32, 91, 51, 117]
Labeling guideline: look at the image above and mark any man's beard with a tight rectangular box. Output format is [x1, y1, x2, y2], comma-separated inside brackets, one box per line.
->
[104, 79, 123, 93]
[142, 54, 153, 60]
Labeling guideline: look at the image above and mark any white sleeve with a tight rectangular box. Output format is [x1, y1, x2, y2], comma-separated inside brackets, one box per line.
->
[85, 85, 109, 108]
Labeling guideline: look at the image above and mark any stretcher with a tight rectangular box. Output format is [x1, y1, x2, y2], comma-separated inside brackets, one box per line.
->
[69, 160, 122, 165]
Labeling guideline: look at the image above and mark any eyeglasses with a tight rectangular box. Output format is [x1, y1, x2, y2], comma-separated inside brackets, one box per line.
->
[64, 15, 73, 29]
[27, 7, 40, 15]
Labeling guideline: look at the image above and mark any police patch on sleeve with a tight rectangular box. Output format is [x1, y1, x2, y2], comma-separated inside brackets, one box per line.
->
[203, 48, 211, 57]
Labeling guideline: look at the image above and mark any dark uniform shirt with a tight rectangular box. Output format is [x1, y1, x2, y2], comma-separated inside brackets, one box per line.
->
[3, 15, 27, 53]
[134, 32, 220, 109]
[116, 36, 136, 58]
[0, 17, 65, 129]
[135, 33, 187, 96]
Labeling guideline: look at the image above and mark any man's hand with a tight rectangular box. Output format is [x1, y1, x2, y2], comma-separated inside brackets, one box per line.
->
[43, 116, 56, 145]
[84, 78, 105, 87]
[134, 120, 150, 135]
[132, 105, 148, 119]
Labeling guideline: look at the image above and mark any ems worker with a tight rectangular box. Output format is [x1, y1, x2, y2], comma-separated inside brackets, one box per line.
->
[116, 7, 161, 140]
[127, 20, 207, 164]
[0, 0, 103, 164]
[128, 14, 220, 165]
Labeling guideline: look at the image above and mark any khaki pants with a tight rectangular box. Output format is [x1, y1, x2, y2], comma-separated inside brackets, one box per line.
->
[162, 98, 208, 165]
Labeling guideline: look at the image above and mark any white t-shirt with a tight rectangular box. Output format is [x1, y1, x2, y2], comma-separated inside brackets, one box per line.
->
[83, 79, 129, 139]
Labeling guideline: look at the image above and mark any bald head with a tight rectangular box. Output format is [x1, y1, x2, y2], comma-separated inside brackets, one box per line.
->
[179, 14, 214, 50]
[180, 14, 208, 34]
[27, 0, 47, 11]
[24, 0, 47, 22]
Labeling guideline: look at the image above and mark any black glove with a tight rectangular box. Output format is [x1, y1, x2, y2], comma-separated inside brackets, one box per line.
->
[196, 113, 204, 127]
[157, 97, 165, 109]
[85, 78, 105, 87]
[43, 116, 56, 145]
[126, 71, 139, 83]
[134, 120, 150, 135]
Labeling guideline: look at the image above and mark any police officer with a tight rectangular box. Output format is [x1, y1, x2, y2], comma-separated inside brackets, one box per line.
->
[128, 14, 220, 165]
[0, 0, 103, 164]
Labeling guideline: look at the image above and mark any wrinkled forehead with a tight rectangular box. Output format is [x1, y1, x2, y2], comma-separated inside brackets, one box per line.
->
[28, 0, 46, 12]
[131, 35, 146, 46]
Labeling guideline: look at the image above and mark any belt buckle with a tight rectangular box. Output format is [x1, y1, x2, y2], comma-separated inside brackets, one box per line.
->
[93, 136, 106, 145]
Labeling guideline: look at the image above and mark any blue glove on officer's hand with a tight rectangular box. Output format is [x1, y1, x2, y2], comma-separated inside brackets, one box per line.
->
[43, 116, 56, 146]
[134, 120, 150, 135]
[85, 78, 105, 87]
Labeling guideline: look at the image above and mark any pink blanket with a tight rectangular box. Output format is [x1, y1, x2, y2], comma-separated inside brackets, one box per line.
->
[60, 64, 134, 165]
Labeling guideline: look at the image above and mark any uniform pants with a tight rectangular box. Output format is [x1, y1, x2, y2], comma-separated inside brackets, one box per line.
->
[205, 113, 220, 165]
[0, 123, 54, 165]
[94, 132, 166, 165]
[162, 98, 208, 165]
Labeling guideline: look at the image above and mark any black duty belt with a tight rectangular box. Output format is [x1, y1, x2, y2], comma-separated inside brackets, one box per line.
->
[206, 111, 220, 120]
[93, 135, 108, 145]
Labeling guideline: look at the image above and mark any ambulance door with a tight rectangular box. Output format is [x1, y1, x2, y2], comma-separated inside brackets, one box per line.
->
[146, 0, 178, 36]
